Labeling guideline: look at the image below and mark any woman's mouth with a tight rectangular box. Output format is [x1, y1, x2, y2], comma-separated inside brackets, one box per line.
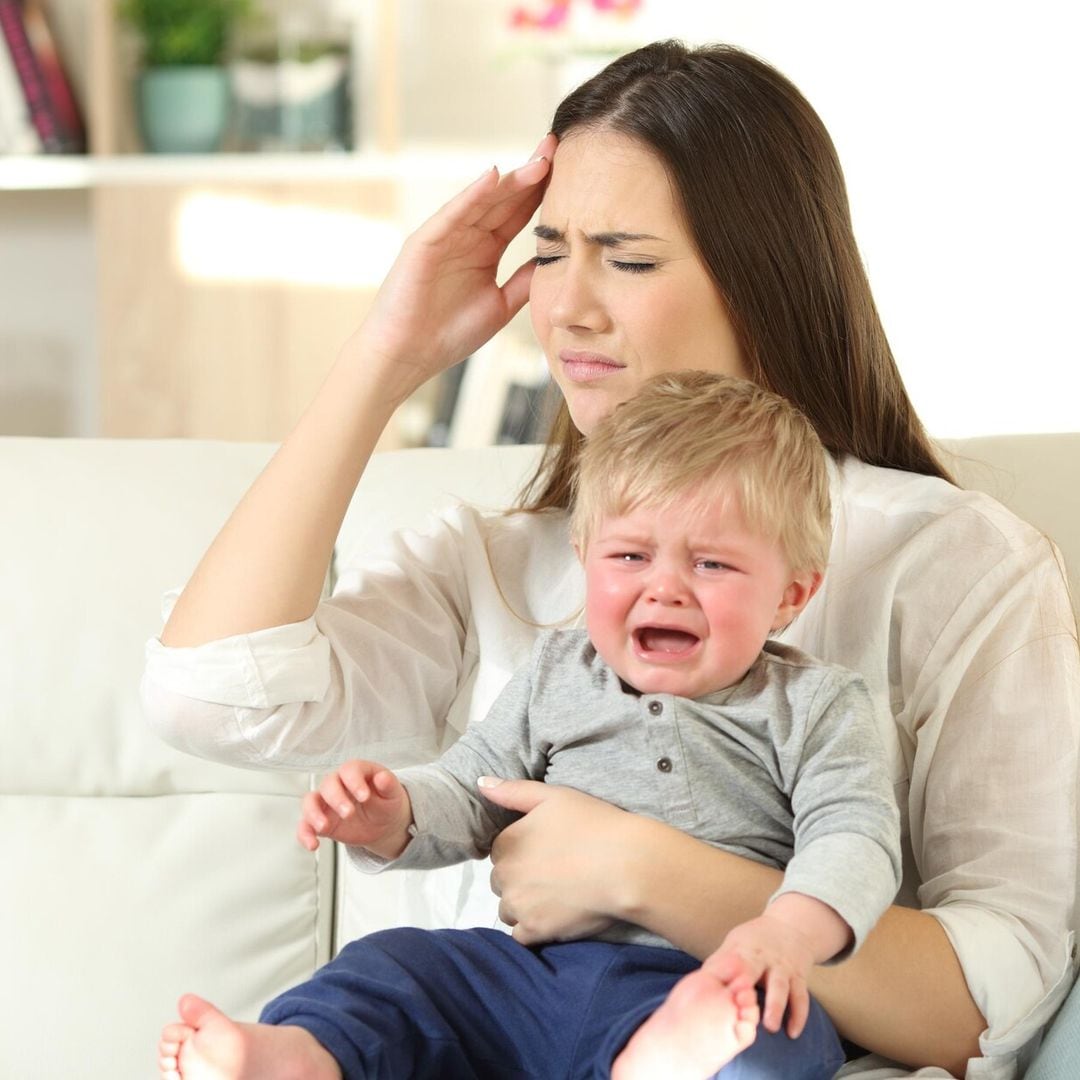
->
[559, 350, 625, 383]
[633, 627, 701, 660]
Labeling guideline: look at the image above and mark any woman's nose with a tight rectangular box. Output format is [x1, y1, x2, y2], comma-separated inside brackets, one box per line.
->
[548, 260, 608, 333]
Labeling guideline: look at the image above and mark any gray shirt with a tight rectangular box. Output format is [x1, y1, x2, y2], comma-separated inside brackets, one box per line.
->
[362, 629, 901, 955]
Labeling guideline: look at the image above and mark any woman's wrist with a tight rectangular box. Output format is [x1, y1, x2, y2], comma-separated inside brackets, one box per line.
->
[335, 327, 426, 414]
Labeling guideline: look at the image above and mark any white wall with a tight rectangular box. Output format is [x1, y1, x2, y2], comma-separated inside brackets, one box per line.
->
[649, 0, 1077, 438]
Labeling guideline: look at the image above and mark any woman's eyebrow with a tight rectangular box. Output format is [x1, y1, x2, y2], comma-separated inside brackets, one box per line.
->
[533, 225, 664, 246]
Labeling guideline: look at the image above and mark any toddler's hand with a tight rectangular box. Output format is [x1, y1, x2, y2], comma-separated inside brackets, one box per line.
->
[297, 759, 413, 859]
[708, 914, 817, 1039]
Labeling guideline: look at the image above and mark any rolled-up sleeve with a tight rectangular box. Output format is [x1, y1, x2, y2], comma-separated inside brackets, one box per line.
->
[140, 506, 480, 772]
[904, 528, 1079, 1058]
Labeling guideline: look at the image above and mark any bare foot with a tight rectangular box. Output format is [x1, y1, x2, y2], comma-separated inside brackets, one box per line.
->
[157, 994, 342, 1080]
[611, 956, 760, 1080]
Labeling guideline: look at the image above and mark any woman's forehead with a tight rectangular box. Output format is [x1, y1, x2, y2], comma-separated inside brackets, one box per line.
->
[539, 130, 682, 237]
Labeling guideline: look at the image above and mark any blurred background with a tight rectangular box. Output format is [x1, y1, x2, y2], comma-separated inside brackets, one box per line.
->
[1, 0, 1076, 449]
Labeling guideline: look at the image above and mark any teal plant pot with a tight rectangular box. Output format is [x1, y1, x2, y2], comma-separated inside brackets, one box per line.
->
[137, 67, 230, 154]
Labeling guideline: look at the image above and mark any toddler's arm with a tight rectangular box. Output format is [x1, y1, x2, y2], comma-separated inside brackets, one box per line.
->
[712, 891, 850, 1038]
[297, 759, 414, 860]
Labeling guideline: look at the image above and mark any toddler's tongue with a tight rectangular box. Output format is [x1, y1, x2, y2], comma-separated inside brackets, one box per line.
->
[639, 628, 698, 653]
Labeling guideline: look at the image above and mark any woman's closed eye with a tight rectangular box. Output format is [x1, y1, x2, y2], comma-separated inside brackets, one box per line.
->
[533, 254, 657, 274]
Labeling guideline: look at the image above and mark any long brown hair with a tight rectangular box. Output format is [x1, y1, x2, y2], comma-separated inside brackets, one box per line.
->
[518, 40, 952, 513]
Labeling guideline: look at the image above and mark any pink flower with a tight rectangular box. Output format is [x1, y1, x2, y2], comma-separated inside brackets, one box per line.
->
[509, 0, 642, 32]
[509, 1, 572, 30]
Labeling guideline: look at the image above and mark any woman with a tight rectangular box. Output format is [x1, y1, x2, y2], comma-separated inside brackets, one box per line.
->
[145, 41, 1078, 1079]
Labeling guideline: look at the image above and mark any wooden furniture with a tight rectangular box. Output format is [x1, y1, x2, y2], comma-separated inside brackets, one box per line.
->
[0, 0, 523, 443]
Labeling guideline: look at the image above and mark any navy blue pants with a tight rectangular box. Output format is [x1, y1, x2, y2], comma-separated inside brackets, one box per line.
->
[260, 927, 844, 1079]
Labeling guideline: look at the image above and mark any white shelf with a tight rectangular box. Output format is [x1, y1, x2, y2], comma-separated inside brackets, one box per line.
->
[0, 148, 518, 191]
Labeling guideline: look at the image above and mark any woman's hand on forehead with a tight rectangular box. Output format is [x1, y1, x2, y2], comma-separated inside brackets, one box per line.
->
[352, 132, 558, 396]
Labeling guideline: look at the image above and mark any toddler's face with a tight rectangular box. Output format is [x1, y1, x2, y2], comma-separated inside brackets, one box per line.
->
[580, 488, 816, 698]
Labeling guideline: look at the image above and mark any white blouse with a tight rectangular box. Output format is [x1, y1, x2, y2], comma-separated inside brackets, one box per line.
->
[142, 454, 1079, 1080]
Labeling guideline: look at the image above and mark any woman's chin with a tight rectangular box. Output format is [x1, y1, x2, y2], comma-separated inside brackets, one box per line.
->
[563, 391, 629, 438]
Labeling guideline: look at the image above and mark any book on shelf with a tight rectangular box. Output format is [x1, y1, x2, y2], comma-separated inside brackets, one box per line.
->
[0, 6, 40, 153]
[0, 0, 85, 154]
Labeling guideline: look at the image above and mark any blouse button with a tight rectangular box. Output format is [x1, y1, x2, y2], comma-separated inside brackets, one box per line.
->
[648, 701, 663, 716]
[656, 757, 673, 773]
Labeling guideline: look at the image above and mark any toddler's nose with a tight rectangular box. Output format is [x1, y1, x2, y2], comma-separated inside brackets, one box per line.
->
[645, 567, 690, 605]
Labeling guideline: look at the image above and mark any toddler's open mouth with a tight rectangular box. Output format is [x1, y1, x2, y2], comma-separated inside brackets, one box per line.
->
[633, 627, 701, 658]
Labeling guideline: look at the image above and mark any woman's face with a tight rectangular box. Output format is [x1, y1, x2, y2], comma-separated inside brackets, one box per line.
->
[530, 129, 747, 435]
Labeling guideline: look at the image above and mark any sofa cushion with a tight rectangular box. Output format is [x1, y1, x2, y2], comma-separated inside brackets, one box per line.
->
[0, 438, 335, 1080]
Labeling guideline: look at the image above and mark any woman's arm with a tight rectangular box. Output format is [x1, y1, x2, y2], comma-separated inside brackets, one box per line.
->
[627, 822, 983, 1074]
[161, 139, 555, 648]
[484, 781, 984, 1075]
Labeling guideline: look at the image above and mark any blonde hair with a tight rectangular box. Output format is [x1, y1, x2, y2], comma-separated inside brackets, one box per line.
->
[569, 371, 832, 574]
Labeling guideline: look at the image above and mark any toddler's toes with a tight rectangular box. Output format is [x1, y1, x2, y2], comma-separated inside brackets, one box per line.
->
[160, 1022, 193, 1052]
[178, 993, 221, 1028]
[734, 1018, 758, 1051]
[159, 1021, 194, 1079]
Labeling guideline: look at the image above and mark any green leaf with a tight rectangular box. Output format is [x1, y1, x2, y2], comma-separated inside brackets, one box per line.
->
[117, 0, 253, 66]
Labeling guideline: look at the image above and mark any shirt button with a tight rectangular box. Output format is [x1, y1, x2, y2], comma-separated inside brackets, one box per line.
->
[648, 701, 663, 716]
[656, 757, 673, 773]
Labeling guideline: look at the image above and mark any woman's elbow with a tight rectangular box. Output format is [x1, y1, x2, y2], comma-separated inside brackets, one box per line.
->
[139, 673, 246, 765]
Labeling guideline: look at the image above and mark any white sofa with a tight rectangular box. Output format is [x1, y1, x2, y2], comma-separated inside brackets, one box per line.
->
[1, 434, 1076, 1080]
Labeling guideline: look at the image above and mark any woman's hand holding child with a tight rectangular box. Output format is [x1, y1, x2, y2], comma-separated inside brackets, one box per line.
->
[297, 760, 414, 861]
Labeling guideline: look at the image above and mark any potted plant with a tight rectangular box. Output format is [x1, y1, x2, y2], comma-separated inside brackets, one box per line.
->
[118, 0, 252, 153]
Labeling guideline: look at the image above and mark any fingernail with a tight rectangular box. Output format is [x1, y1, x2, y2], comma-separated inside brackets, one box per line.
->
[529, 133, 553, 161]
[477, 776, 502, 788]
[476, 165, 497, 182]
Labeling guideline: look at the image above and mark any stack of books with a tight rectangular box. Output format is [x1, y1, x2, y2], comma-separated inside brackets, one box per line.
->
[0, 0, 84, 154]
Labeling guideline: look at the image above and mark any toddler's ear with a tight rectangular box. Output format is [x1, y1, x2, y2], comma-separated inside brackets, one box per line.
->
[772, 570, 823, 629]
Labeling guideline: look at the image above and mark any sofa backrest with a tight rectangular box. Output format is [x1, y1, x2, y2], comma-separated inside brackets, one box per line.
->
[941, 433, 1079, 620]
[0, 432, 1075, 1080]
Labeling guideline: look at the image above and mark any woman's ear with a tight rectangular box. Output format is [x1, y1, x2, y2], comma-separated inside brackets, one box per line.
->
[771, 570, 823, 630]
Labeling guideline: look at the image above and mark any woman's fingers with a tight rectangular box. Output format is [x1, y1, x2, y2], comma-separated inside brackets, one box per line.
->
[478, 776, 554, 813]
[421, 144, 552, 244]
[498, 257, 540, 321]
[528, 131, 558, 165]
[481, 158, 552, 237]
[477, 132, 556, 226]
